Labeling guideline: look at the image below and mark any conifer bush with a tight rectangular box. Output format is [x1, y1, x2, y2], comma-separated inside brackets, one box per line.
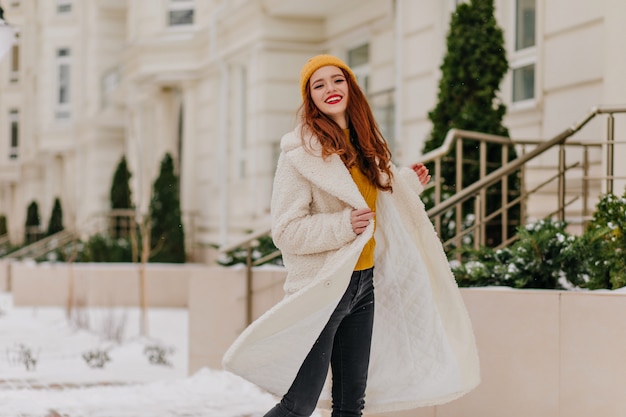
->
[109, 156, 134, 238]
[423, 0, 520, 247]
[24, 201, 42, 244]
[0, 214, 7, 236]
[452, 190, 626, 290]
[0, 214, 11, 256]
[149, 153, 185, 263]
[577, 192, 626, 289]
[47, 197, 64, 236]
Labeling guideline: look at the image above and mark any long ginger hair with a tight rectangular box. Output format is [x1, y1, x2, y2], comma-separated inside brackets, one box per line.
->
[299, 68, 394, 192]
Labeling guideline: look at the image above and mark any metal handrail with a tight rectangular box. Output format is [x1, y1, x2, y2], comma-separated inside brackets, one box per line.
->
[426, 106, 626, 218]
[3, 229, 77, 260]
[218, 132, 516, 252]
[219, 107, 626, 253]
[218, 227, 273, 254]
[218, 227, 279, 325]
[421, 128, 514, 162]
[219, 105, 626, 324]
[220, 105, 626, 256]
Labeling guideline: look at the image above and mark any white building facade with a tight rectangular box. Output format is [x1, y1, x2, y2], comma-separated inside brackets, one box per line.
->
[0, 0, 625, 258]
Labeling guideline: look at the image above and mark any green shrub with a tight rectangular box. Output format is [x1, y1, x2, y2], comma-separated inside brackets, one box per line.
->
[452, 190, 626, 290]
[578, 192, 626, 289]
[35, 234, 133, 263]
[453, 220, 585, 289]
[504, 220, 587, 289]
[451, 246, 512, 287]
[218, 235, 282, 267]
[83, 234, 133, 262]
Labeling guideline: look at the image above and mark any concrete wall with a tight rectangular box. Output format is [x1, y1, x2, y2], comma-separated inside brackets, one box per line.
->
[189, 266, 626, 417]
[4, 260, 625, 416]
[0, 260, 8, 292]
[7, 260, 204, 308]
[188, 266, 286, 371]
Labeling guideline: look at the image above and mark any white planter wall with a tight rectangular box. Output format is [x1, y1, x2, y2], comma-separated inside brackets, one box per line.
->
[188, 267, 626, 417]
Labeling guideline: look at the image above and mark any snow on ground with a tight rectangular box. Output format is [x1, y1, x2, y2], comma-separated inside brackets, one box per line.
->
[0, 292, 311, 417]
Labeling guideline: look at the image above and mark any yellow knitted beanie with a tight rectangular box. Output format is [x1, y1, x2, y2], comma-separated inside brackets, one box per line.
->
[299, 54, 357, 99]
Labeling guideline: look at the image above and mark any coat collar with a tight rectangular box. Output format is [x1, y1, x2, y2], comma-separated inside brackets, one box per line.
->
[280, 127, 367, 209]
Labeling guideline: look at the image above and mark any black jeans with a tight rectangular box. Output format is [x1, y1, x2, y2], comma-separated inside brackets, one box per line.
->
[264, 267, 375, 417]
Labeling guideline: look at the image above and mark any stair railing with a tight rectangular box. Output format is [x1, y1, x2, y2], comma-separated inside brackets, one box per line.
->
[219, 105, 626, 323]
[425, 106, 626, 253]
[3, 229, 77, 260]
[218, 227, 281, 324]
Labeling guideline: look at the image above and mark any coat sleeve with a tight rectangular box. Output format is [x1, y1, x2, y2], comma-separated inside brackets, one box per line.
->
[271, 153, 356, 256]
[398, 166, 425, 196]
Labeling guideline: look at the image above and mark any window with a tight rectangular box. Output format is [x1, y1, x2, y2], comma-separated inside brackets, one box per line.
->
[55, 48, 71, 119]
[511, 0, 536, 103]
[10, 43, 19, 83]
[515, 0, 536, 51]
[347, 43, 395, 149]
[168, 0, 194, 27]
[9, 109, 19, 159]
[57, 0, 72, 14]
[347, 43, 370, 94]
[512, 64, 535, 102]
[369, 89, 395, 151]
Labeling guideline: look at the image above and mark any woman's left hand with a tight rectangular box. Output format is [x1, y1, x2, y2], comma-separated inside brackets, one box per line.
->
[411, 163, 431, 186]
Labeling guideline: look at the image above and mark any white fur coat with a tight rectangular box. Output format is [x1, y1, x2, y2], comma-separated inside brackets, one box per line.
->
[223, 128, 480, 413]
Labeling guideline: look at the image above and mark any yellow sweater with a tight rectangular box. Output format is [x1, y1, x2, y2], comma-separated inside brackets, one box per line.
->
[344, 129, 377, 271]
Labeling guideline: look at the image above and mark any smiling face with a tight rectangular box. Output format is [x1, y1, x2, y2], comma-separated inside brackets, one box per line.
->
[309, 65, 349, 129]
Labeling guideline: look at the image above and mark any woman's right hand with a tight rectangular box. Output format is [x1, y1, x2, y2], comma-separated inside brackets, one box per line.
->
[351, 208, 375, 235]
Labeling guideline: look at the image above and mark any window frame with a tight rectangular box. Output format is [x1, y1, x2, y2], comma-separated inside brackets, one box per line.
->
[9, 32, 19, 83]
[511, 59, 536, 103]
[9, 109, 19, 159]
[57, 0, 72, 14]
[347, 43, 370, 95]
[55, 47, 72, 120]
[167, 0, 195, 27]
[509, 0, 537, 107]
[514, 0, 536, 51]
[346, 42, 396, 150]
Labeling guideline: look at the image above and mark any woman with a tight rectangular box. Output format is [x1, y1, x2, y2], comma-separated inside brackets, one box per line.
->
[223, 55, 480, 416]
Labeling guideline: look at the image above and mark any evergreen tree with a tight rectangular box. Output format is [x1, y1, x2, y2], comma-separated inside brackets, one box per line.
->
[423, 0, 520, 246]
[149, 153, 185, 263]
[0, 215, 7, 236]
[110, 156, 133, 238]
[47, 197, 64, 236]
[110, 156, 133, 209]
[25, 201, 42, 244]
[578, 190, 626, 289]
